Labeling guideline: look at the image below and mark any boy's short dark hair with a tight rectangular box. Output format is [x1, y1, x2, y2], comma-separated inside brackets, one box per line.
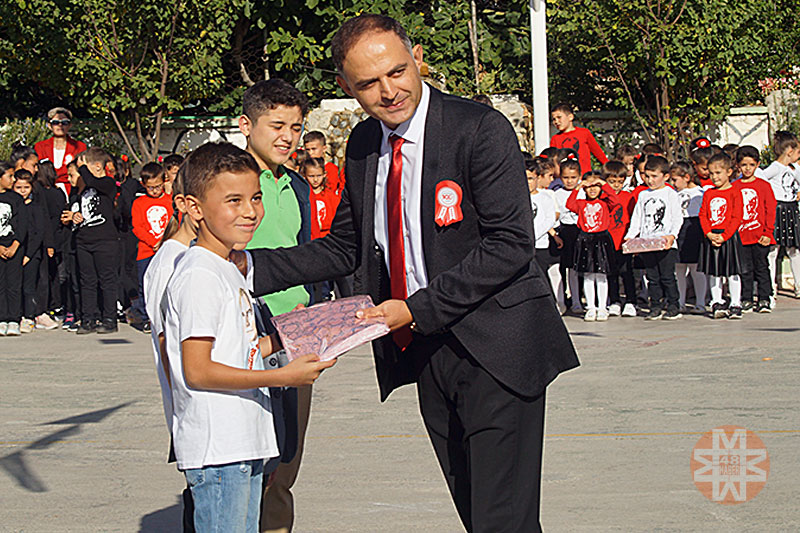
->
[182, 142, 260, 200]
[140, 162, 164, 184]
[0, 161, 13, 175]
[303, 131, 327, 145]
[735, 145, 760, 163]
[560, 158, 581, 173]
[531, 156, 556, 175]
[641, 143, 664, 156]
[722, 144, 739, 158]
[644, 155, 670, 174]
[615, 145, 637, 159]
[14, 169, 34, 182]
[83, 146, 113, 166]
[551, 102, 573, 115]
[522, 151, 535, 171]
[331, 14, 412, 73]
[708, 152, 733, 170]
[242, 79, 309, 122]
[602, 160, 627, 179]
[163, 154, 184, 170]
[773, 131, 799, 157]
[9, 143, 37, 165]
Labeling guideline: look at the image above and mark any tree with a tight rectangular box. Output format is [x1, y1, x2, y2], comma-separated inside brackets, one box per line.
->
[2, 0, 245, 164]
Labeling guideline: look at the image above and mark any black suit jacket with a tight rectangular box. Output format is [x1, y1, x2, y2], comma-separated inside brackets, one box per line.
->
[251, 86, 579, 401]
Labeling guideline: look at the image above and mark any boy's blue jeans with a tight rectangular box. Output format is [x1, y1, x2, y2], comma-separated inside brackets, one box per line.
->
[133, 256, 152, 322]
[184, 459, 264, 533]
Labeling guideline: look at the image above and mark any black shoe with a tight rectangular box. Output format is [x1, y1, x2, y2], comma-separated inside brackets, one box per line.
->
[728, 306, 743, 319]
[76, 321, 97, 334]
[662, 308, 683, 320]
[711, 303, 729, 319]
[97, 319, 118, 334]
[143, 321, 151, 334]
[756, 300, 772, 313]
[741, 301, 754, 313]
[645, 309, 663, 320]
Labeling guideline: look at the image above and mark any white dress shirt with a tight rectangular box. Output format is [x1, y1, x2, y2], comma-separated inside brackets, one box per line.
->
[374, 83, 431, 297]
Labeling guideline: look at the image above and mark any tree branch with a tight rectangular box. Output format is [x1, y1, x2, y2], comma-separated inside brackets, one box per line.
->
[110, 110, 143, 166]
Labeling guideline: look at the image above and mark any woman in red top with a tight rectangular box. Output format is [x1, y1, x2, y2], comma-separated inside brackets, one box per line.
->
[34, 107, 87, 195]
[698, 153, 747, 318]
[566, 173, 620, 321]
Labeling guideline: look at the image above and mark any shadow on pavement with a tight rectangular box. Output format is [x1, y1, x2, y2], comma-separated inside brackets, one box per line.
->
[139, 494, 183, 532]
[0, 402, 133, 492]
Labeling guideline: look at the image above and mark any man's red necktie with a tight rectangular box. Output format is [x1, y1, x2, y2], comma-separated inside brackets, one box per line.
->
[387, 134, 413, 350]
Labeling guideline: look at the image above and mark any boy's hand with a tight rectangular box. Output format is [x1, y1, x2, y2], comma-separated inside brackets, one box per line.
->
[61, 210, 73, 224]
[664, 235, 676, 248]
[356, 299, 413, 332]
[281, 354, 337, 386]
[76, 154, 86, 167]
[553, 234, 564, 249]
[5, 242, 18, 258]
[758, 235, 772, 246]
[47, 248, 54, 258]
[72, 212, 84, 224]
[0, 245, 6, 259]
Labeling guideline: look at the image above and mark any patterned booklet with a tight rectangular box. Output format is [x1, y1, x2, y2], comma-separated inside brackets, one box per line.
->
[271, 295, 390, 362]
[622, 236, 670, 254]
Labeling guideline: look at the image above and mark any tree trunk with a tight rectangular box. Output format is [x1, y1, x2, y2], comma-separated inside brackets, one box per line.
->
[467, 0, 480, 91]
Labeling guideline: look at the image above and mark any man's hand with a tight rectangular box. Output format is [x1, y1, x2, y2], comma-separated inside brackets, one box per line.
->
[22, 256, 30, 266]
[47, 248, 54, 258]
[758, 235, 772, 247]
[229, 249, 247, 277]
[356, 299, 413, 332]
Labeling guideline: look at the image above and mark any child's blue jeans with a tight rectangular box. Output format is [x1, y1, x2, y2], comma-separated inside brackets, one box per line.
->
[184, 459, 264, 533]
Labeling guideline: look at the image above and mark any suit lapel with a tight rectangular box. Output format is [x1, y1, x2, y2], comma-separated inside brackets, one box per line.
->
[420, 87, 443, 270]
[361, 123, 381, 239]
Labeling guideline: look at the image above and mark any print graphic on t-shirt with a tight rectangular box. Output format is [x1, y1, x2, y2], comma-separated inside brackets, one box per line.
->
[563, 135, 580, 154]
[531, 201, 538, 220]
[740, 188, 760, 231]
[611, 204, 624, 229]
[643, 197, 667, 234]
[781, 167, 800, 196]
[709, 197, 728, 225]
[239, 288, 261, 371]
[80, 188, 105, 227]
[146, 204, 169, 237]
[583, 202, 603, 232]
[0, 203, 12, 238]
[315, 199, 327, 230]
[680, 196, 691, 217]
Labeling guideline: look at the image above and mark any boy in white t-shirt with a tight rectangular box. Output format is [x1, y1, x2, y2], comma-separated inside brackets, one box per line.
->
[162, 142, 335, 532]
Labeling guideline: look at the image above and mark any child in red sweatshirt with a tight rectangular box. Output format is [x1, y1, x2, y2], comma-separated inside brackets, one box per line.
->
[131, 162, 173, 331]
[566, 172, 619, 321]
[698, 153, 745, 319]
[550, 103, 608, 174]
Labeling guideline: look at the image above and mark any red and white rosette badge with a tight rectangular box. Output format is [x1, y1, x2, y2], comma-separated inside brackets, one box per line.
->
[435, 180, 463, 227]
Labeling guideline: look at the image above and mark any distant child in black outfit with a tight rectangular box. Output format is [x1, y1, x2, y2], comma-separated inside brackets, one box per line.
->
[567, 171, 619, 321]
[65, 148, 120, 334]
[670, 161, 707, 313]
[603, 161, 637, 317]
[699, 153, 747, 319]
[554, 158, 583, 312]
[0, 162, 26, 336]
[34, 161, 67, 328]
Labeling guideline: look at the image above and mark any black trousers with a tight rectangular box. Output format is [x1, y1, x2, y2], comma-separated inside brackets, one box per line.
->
[417, 338, 545, 533]
[118, 231, 139, 310]
[60, 250, 81, 318]
[76, 239, 119, 322]
[741, 243, 772, 301]
[0, 249, 24, 322]
[21, 250, 42, 318]
[641, 248, 679, 312]
[609, 250, 636, 305]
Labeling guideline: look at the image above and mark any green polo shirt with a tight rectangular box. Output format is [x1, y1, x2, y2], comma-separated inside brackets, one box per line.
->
[247, 167, 309, 315]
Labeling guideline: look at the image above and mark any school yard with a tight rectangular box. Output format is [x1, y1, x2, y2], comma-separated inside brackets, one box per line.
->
[1, 296, 798, 532]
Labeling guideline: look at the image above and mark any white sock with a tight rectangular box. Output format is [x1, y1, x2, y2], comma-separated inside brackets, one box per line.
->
[767, 246, 778, 294]
[729, 275, 742, 306]
[676, 263, 689, 307]
[689, 264, 707, 307]
[788, 247, 800, 290]
[596, 274, 608, 312]
[583, 273, 597, 310]
[709, 276, 724, 305]
[547, 263, 565, 308]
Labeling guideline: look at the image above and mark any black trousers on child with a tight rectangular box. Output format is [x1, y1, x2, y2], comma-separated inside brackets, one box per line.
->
[741, 243, 772, 302]
[77, 239, 119, 323]
[0, 250, 24, 322]
[641, 248, 679, 312]
[22, 250, 42, 318]
[609, 249, 636, 305]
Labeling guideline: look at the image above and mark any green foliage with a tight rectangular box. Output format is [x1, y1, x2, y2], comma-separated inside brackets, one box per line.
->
[0, 119, 51, 161]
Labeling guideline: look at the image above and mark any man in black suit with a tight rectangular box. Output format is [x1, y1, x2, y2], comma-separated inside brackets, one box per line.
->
[247, 14, 579, 532]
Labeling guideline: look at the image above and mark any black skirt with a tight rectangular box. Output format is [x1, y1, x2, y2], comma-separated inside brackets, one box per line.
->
[677, 216, 703, 263]
[698, 230, 750, 277]
[558, 223, 579, 269]
[774, 201, 800, 248]
[573, 230, 616, 274]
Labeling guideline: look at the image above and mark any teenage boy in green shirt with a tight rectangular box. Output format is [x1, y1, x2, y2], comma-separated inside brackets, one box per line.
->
[237, 78, 314, 533]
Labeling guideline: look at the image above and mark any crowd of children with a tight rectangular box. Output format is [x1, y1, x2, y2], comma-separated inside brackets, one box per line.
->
[525, 103, 800, 322]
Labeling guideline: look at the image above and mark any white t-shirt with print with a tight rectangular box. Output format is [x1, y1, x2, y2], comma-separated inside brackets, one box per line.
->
[677, 186, 704, 218]
[554, 187, 580, 225]
[530, 189, 560, 249]
[143, 239, 189, 433]
[163, 245, 278, 470]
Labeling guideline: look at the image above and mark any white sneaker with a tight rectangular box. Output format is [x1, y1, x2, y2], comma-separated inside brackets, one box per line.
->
[20, 318, 34, 334]
[35, 313, 59, 330]
[622, 303, 637, 317]
[0, 322, 7, 336]
[584, 308, 597, 322]
[608, 303, 621, 316]
[596, 308, 610, 321]
[770, 296, 776, 310]
[6, 322, 21, 336]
